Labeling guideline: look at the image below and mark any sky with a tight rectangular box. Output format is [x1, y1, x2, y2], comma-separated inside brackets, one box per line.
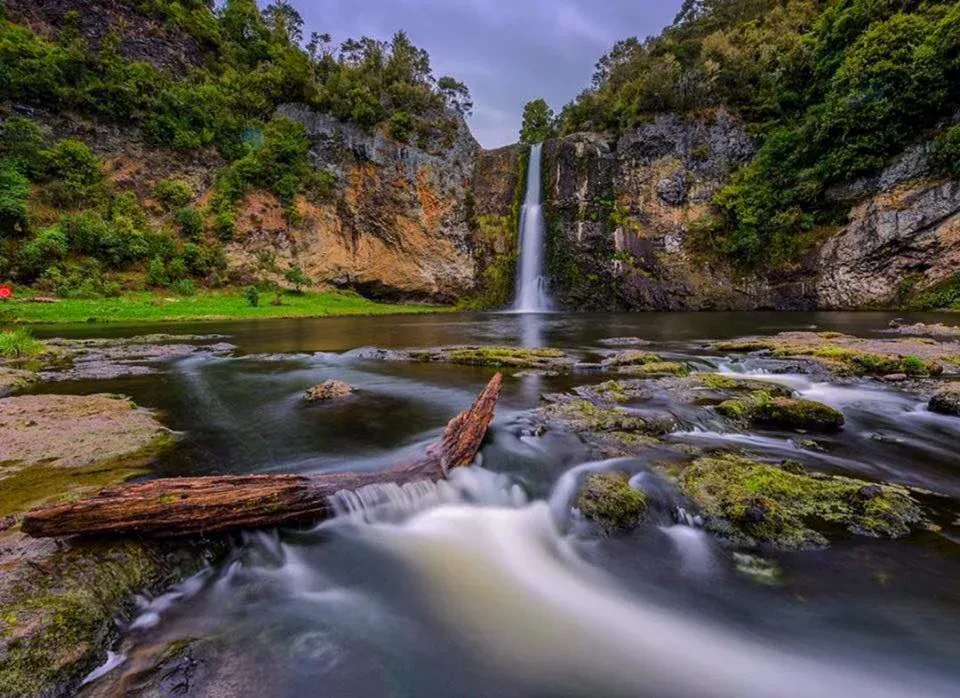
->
[291, 0, 683, 149]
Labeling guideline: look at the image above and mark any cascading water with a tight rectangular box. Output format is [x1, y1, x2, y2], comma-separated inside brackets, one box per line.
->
[513, 143, 551, 312]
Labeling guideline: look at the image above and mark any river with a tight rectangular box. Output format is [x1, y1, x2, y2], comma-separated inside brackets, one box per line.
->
[28, 311, 960, 697]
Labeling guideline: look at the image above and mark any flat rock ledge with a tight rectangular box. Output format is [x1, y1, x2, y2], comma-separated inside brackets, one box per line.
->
[0, 393, 216, 698]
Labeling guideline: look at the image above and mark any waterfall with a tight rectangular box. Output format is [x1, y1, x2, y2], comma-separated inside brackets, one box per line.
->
[513, 143, 551, 312]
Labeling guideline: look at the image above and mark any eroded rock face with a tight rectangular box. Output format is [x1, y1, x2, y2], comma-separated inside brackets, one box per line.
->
[225, 105, 481, 303]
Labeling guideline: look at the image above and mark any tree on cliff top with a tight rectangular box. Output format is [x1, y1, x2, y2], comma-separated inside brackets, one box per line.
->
[519, 99, 556, 144]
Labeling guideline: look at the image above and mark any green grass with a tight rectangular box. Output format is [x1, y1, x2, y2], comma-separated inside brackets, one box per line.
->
[0, 290, 445, 326]
[0, 329, 46, 358]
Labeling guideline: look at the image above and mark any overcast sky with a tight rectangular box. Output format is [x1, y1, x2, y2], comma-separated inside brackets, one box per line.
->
[291, 0, 683, 148]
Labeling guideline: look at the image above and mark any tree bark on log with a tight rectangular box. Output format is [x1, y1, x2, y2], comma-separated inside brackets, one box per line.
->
[22, 373, 503, 539]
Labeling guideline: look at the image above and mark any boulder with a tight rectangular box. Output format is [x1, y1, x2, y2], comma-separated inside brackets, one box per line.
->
[929, 386, 960, 416]
[576, 472, 647, 532]
[717, 392, 844, 432]
[304, 380, 354, 401]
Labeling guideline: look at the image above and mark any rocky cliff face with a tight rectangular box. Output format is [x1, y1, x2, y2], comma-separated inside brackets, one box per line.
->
[224, 105, 481, 303]
[473, 110, 960, 311]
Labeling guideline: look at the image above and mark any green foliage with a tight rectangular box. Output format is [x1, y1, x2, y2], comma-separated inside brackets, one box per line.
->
[387, 111, 413, 143]
[175, 205, 204, 238]
[43, 140, 105, 208]
[931, 125, 960, 179]
[153, 178, 195, 209]
[18, 226, 68, 278]
[562, 0, 960, 268]
[170, 278, 197, 296]
[284, 265, 311, 293]
[146, 256, 170, 287]
[0, 117, 47, 177]
[244, 284, 260, 306]
[0, 329, 45, 358]
[215, 117, 312, 207]
[0, 159, 29, 234]
[520, 99, 556, 143]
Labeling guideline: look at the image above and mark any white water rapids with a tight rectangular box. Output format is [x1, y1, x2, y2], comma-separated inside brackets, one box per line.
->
[341, 467, 953, 698]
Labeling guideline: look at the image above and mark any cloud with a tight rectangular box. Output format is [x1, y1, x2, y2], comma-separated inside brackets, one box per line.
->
[290, 0, 683, 148]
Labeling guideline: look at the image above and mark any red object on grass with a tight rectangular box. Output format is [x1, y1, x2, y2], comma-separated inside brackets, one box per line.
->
[0, 284, 12, 300]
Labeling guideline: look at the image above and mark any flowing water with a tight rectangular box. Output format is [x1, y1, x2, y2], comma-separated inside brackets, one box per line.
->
[29, 311, 960, 697]
[513, 143, 551, 312]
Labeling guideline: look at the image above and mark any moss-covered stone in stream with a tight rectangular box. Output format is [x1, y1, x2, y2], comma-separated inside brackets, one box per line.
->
[0, 367, 38, 398]
[695, 373, 794, 397]
[404, 345, 573, 370]
[576, 472, 647, 532]
[928, 384, 960, 416]
[602, 350, 663, 368]
[677, 455, 926, 549]
[716, 391, 845, 432]
[618, 361, 689, 377]
[713, 332, 948, 377]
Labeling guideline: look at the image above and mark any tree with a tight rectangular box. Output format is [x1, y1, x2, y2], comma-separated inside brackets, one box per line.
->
[520, 99, 556, 144]
[264, 1, 304, 45]
[437, 76, 473, 116]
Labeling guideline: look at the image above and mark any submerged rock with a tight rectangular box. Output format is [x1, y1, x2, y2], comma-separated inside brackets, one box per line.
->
[0, 393, 217, 697]
[304, 379, 354, 401]
[676, 455, 925, 549]
[732, 553, 782, 585]
[576, 472, 647, 532]
[717, 392, 845, 432]
[596, 337, 652, 347]
[929, 385, 960, 416]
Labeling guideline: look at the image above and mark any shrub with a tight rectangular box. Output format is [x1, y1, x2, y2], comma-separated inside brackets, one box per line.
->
[18, 226, 67, 278]
[0, 117, 47, 177]
[0, 159, 29, 234]
[146, 255, 169, 287]
[931, 125, 960, 179]
[387, 111, 413, 143]
[284, 265, 310, 293]
[244, 284, 260, 306]
[170, 278, 196, 296]
[43, 140, 105, 208]
[153, 178, 194, 209]
[212, 210, 235, 240]
[0, 329, 45, 359]
[175, 205, 204, 238]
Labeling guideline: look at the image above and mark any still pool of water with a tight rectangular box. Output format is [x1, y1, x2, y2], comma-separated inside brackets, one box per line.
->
[36, 311, 959, 697]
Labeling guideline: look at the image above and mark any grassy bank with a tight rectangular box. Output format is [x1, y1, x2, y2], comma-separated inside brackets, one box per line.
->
[0, 290, 444, 326]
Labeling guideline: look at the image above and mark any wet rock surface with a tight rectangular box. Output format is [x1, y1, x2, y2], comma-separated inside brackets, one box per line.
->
[675, 455, 926, 550]
[373, 345, 578, 371]
[929, 384, 960, 416]
[576, 472, 647, 533]
[0, 393, 216, 697]
[304, 380, 354, 401]
[716, 393, 845, 433]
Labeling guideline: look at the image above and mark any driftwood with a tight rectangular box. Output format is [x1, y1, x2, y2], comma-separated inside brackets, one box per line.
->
[22, 373, 503, 539]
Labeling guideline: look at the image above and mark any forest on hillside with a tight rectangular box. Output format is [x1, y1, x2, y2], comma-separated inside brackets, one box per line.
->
[0, 0, 472, 298]
[529, 0, 960, 269]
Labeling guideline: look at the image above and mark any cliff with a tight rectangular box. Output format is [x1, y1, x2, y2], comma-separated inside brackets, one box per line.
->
[473, 110, 960, 311]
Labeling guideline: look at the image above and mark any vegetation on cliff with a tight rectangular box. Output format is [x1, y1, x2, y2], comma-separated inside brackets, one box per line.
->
[0, 0, 473, 300]
[557, 0, 960, 268]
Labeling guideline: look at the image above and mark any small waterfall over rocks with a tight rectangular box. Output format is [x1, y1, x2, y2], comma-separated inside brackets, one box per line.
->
[513, 143, 552, 312]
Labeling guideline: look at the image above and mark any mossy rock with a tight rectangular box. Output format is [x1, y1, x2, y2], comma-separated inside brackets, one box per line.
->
[696, 373, 793, 397]
[717, 392, 844, 432]
[413, 346, 570, 370]
[0, 367, 38, 398]
[678, 455, 925, 549]
[714, 340, 776, 353]
[576, 472, 647, 532]
[544, 398, 674, 436]
[618, 361, 689, 377]
[602, 350, 663, 368]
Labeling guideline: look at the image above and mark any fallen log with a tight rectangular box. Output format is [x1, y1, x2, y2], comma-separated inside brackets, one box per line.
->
[22, 373, 503, 538]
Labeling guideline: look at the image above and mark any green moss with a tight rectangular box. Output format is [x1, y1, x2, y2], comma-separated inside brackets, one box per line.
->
[443, 346, 566, 368]
[770, 344, 943, 377]
[603, 350, 663, 367]
[678, 455, 925, 549]
[714, 340, 775, 353]
[696, 373, 793, 396]
[716, 392, 844, 432]
[619, 361, 689, 377]
[0, 432, 172, 517]
[544, 398, 673, 448]
[576, 472, 647, 532]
